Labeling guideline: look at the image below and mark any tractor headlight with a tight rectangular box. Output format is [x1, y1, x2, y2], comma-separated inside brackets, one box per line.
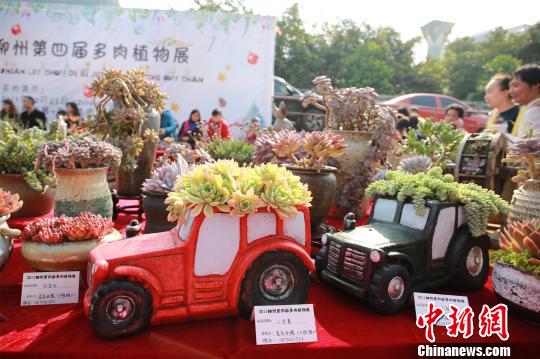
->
[369, 250, 382, 263]
[321, 234, 328, 245]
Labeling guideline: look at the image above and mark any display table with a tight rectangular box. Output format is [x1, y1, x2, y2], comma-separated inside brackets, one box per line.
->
[1, 211, 538, 358]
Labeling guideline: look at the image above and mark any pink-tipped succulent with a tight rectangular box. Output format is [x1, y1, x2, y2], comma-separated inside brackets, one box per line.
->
[0, 190, 23, 216]
[143, 156, 191, 194]
[302, 131, 346, 172]
[21, 212, 113, 244]
[500, 220, 540, 265]
[253, 130, 303, 164]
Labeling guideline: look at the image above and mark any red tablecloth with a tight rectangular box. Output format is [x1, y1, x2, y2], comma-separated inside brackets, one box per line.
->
[1, 209, 538, 358]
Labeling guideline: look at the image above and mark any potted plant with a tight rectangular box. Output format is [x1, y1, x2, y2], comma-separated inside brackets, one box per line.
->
[87, 68, 168, 195]
[401, 119, 464, 169]
[202, 139, 254, 166]
[20, 212, 114, 272]
[301, 76, 399, 215]
[253, 129, 346, 239]
[142, 156, 191, 234]
[0, 123, 61, 217]
[0, 190, 23, 270]
[165, 160, 312, 223]
[35, 136, 122, 219]
[492, 220, 540, 322]
[156, 142, 213, 166]
[502, 137, 540, 222]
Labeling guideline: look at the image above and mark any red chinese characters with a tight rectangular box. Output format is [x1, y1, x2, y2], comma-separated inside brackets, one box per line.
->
[446, 305, 474, 339]
[478, 304, 509, 341]
[416, 303, 444, 343]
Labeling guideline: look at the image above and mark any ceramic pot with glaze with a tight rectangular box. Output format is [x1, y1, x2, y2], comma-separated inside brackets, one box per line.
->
[142, 191, 174, 234]
[0, 174, 54, 217]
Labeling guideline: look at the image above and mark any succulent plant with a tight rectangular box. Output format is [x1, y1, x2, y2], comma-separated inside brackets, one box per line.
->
[301, 76, 386, 131]
[403, 119, 464, 168]
[503, 137, 540, 181]
[253, 130, 345, 172]
[165, 161, 312, 222]
[366, 167, 509, 237]
[0, 190, 23, 216]
[142, 156, 191, 194]
[158, 143, 213, 166]
[35, 135, 122, 172]
[87, 68, 167, 171]
[21, 212, 113, 244]
[492, 220, 540, 277]
[0, 122, 62, 192]
[398, 155, 433, 174]
[202, 139, 254, 166]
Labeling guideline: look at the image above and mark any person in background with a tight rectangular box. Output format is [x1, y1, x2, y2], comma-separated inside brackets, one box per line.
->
[396, 116, 410, 140]
[407, 106, 421, 129]
[509, 64, 540, 138]
[178, 109, 203, 149]
[51, 110, 68, 137]
[159, 109, 177, 140]
[1, 99, 19, 125]
[65, 102, 82, 134]
[244, 117, 261, 144]
[207, 109, 231, 140]
[485, 74, 520, 134]
[272, 101, 294, 131]
[444, 104, 465, 130]
[20, 96, 46, 129]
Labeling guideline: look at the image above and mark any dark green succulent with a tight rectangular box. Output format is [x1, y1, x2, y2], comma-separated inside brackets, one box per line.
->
[203, 139, 254, 166]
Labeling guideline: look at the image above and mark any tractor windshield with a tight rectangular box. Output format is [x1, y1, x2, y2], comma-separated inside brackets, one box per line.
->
[178, 211, 194, 241]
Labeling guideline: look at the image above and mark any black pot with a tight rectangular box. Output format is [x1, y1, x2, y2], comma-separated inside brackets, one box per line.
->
[288, 166, 337, 229]
[142, 191, 175, 234]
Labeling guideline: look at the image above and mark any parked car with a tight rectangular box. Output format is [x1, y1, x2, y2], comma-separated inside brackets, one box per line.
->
[315, 197, 490, 314]
[274, 76, 326, 131]
[85, 207, 314, 338]
[383, 93, 488, 133]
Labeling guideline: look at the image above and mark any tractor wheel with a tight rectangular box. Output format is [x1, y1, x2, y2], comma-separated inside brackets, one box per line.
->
[238, 251, 310, 319]
[89, 280, 153, 339]
[368, 264, 412, 315]
[448, 235, 490, 291]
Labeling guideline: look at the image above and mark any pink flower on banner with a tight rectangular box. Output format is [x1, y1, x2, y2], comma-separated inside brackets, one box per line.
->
[247, 52, 259, 65]
[83, 86, 94, 98]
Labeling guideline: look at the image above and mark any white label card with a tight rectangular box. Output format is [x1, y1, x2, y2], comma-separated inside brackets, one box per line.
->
[21, 271, 80, 306]
[254, 304, 318, 345]
[414, 292, 469, 327]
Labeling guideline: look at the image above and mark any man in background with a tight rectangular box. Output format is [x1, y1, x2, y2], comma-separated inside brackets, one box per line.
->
[509, 64, 540, 138]
[20, 96, 46, 129]
[207, 109, 231, 140]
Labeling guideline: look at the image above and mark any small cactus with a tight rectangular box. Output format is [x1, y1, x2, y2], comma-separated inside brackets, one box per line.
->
[398, 155, 432, 174]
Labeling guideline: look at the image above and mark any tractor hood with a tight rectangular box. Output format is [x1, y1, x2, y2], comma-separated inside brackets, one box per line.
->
[329, 223, 422, 251]
[91, 230, 180, 262]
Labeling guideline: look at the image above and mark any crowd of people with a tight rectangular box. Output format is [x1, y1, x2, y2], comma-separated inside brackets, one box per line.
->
[394, 64, 540, 142]
[2, 64, 539, 149]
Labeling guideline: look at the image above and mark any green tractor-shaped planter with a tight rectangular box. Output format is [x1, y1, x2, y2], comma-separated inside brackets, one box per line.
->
[316, 197, 491, 314]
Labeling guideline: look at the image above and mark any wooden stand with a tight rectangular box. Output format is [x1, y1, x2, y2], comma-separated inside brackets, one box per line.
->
[111, 190, 144, 222]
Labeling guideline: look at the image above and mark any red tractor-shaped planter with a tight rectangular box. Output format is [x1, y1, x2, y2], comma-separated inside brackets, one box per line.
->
[84, 207, 313, 338]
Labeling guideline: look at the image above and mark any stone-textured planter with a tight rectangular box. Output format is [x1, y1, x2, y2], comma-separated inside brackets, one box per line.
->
[116, 108, 160, 196]
[492, 261, 540, 323]
[288, 166, 337, 230]
[0, 174, 54, 217]
[54, 167, 112, 219]
[330, 130, 373, 214]
[508, 179, 540, 222]
[142, 191, 174, 234]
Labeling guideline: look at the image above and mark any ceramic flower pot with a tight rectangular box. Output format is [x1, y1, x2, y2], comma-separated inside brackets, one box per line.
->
[288, 166, 337, 230]
[330, 130, 374, 213]
[0, 215, 16, 270]
[0, 174, 54, 217]
[116, 108, 160, 196]
[492, 261, 540, 323]
[54, 167, 113, 219]
[21, 230, 122, 272]
[142, 191, 175, 234]
[508, 179, 540, 222]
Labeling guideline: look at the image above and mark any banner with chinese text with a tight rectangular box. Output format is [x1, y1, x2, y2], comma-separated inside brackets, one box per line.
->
[0, 1, 276, 134]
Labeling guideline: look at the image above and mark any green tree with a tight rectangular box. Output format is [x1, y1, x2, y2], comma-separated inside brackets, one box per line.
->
[339, 40, 394, 92]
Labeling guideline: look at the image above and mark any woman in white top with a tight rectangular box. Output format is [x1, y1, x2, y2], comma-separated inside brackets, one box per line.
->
[509, 64, 540, 139]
